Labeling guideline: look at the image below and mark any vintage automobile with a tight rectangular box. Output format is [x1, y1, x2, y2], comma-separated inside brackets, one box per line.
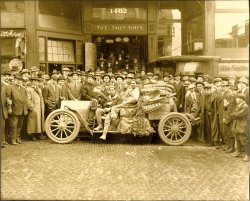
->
[45, 84, 192, 146]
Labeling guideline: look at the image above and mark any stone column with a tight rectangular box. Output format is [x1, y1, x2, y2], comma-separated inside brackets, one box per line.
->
[25, 0, 38, 69]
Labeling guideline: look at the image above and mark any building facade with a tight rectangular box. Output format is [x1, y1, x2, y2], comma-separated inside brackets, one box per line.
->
[1, 0, 248, 77]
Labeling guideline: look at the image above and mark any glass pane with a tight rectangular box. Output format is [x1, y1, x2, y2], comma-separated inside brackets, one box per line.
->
[92, 8, 147, 21]
[39, 0, 81, 31]
[215, 13, 249, 48]
[158, 9, 181, 20]
[158, 23, 182, 56]
[215, 0, 249, 10]
[47, 39, 75, 62]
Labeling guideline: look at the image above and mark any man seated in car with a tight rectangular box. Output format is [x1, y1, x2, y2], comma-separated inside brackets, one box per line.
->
[94, 85, 122, 131]
[99, 80, 140, 140]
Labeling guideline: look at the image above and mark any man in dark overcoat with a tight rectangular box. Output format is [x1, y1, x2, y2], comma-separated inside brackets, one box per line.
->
[1, 70, 11, 147]
[230, 93, 249, 162]
[43, 74, 60, 117]
[6, 74, 28, 145]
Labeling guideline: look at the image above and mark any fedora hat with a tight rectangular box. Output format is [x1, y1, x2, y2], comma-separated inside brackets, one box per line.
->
[30, 66, 39, 72]
[21, 69, 30, 74]
[187, 83, 196, 90]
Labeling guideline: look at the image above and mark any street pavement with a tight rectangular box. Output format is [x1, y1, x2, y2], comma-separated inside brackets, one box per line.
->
[1, 136, 249, 200]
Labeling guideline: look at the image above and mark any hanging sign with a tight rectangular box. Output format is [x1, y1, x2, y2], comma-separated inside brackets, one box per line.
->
[218, 63, 249, 77]
[9, 58, 23, 72]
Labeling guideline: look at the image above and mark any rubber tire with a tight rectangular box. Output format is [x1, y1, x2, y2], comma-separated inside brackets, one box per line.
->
[158, 112, 191, 146]
[45, 109, 80, 144]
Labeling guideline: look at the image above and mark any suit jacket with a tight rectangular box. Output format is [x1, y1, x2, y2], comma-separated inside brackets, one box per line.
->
[1, 82, 9, 119]
[185, 92, 198, 113]
[173, 81, 183, 108]
[7, 84, 28, 115]
[67, 81, 82, 100]
[59, 84, 69, 100]
[231, 101, 248, 134]
[43, 83, 60, 109]
[81, 83, 97, 100]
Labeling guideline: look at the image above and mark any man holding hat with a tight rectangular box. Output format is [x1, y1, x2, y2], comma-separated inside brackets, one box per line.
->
[6, 74, 28, 145]
[230, 93, 249, 162]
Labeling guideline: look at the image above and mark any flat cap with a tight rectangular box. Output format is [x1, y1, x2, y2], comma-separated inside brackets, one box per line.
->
[238, 77, 249, 85]
[21, 69, 30, 74]
[213, 77, 222, 83]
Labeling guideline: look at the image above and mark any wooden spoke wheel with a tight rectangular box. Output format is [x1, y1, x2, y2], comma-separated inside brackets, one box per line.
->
[158, 112, 191, 145]
[45, 109, 80, 143]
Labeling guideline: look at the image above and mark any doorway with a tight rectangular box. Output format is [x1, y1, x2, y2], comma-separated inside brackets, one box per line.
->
[93, 35, 147, 72]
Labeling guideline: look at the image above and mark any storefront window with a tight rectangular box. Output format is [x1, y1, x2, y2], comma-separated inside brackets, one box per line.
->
[157, 9, 182, 56]
[215, 13, 249, 48]
[38, 0, 81, 32]
[92, 8, 147, 21]
[47, 39, 75, 63]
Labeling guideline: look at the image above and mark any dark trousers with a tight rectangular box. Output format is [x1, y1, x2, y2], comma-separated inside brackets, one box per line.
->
[1, 116, 7, 143]
[9, 115, 24, 143]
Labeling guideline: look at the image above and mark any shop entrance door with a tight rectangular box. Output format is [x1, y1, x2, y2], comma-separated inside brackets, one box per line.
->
[93, 35, 147, 72]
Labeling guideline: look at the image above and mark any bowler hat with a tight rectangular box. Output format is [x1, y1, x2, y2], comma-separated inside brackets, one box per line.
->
[221, 81, 229, 86]
[30, 66, 39, 72]
[30, 77, 38, 81]
[71, 71, 78, 75]
[58, 75, 66, 80]
[102, 74, 111, 79]
[146, 72, 154, 77]
[189, 77, 197, 83]
[204, 83, 212, 88]
[235, 93, 246, 101]
[2, 70, 11, 75]
[62, 67, 70, 72]
[51, 74, 58, 80]
[196, 81, 205, 86]
[187, 83, 196, 90]
[213, 77, 222, 83]
[42, 74, 50, 80]
[14, 74, 23, 80]
[21, 69, 30, 74]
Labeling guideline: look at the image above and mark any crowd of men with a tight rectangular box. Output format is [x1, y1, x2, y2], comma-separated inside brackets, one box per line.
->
[1, 65, 249, 162]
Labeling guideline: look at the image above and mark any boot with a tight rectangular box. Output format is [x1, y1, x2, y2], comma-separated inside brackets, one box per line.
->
[242, 145, 249, 162]
[94, 124, 103, 131]
[16, 138, 22, 144]
[99, 123, 109, 140]
[232, 141, 241, 157]
[225, 138, 235, 153]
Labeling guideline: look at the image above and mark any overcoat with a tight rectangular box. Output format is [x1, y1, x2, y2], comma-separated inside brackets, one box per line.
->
[26, 85, 45, 134]
[7, 84, 28, 115]
[231, 101, 248, 134]
[1, 82, 9, 119]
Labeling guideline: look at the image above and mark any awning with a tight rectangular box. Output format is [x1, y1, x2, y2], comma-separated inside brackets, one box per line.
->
[152, 55, 221, 62]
